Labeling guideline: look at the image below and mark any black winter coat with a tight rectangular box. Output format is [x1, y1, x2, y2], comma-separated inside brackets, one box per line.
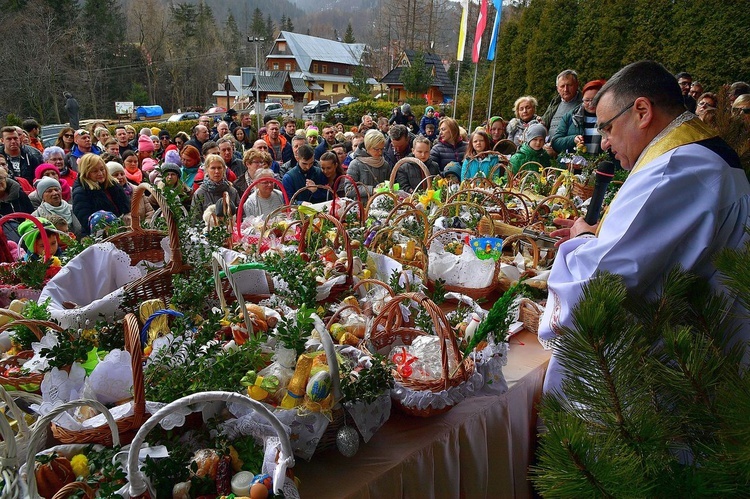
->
[71, 178, 130, 235]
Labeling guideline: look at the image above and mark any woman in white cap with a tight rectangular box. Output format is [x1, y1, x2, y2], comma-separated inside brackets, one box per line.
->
[31, 176, 82, 238]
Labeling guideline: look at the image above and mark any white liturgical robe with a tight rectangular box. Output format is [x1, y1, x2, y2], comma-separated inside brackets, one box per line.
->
[539, 115, 750, 395]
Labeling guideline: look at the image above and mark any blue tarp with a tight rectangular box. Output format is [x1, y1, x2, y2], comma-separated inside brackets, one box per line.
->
[135, 105, 163, 118]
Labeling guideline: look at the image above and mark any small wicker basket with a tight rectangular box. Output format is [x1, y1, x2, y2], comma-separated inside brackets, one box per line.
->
[369, 292, 475, 417]
[50, 313, 148, 446]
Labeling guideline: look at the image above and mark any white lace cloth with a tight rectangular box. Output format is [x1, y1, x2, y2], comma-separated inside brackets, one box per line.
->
[390, 340, 508, 412]
[39, 243, 152, 329]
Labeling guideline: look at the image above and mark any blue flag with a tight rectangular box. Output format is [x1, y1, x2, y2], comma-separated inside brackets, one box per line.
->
[487, 0, 503, 61]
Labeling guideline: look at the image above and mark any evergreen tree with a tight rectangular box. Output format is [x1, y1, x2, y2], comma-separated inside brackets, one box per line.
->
[623, 0, 675, 65]
[285, 16, 294, 32]
[223, 12, 242, 72]
[344, 22, 356, 43]
[524, 0, 578, 104]
[265, 13, 275, 41]
[531, 256, 750, 496]
[280, 14, 287, 32]
[401, 51, 434, 97]
[250, 7, 265, 38]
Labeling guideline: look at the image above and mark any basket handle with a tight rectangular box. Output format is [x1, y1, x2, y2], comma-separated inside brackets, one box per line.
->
[389, 157, 430, 191]
[0, 385, 41, 449]
[0, 390, 18, 465]
[134, 185, 184, 269]
[332, 174, 363, 224]
[0, 318, 64, 341]
[51, 481, 96, 499]
[211, 253, 253, 338]
[236, 177, 288, 236]
[139, 309, 183, 347]
[298, 212, 353, 280]
[502, 233, 540, 268]
[124, 314, 148, 429]
[311, 314, 342, 409]
[126, 391, 295, 498]
[0, 212, 52, 261]
[26, 399, 120, 498]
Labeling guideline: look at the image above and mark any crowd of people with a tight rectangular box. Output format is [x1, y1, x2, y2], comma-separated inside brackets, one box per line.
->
[1, 67, 748, 264]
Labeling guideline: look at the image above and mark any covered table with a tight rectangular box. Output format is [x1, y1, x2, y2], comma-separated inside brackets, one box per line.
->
[296, 330, 550, 498]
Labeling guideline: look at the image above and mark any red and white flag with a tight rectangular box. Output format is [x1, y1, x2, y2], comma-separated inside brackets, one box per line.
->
[472, 0, 488, 63]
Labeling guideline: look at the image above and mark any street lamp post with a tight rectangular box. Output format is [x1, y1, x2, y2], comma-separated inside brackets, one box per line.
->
[247, 36, 265, 132]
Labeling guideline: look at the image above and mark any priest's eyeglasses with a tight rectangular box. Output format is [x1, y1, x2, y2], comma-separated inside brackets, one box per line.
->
[596, 101, 635, 139]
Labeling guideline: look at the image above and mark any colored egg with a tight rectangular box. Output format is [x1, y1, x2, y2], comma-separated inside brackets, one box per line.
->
[250, 482, 269, 499]
[305, 370, 332, 402]
[251, 473, 273, 489]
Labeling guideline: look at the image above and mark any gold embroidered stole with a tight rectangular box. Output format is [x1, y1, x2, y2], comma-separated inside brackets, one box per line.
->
[596, 117, 717, 234]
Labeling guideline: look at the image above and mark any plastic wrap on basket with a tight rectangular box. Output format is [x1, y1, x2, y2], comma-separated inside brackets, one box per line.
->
[124, 391, 298, 499]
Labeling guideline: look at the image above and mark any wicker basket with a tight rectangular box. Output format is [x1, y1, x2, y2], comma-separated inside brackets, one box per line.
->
[497, 234, 541, 293]
[0, 389, 22, 499]
[571, 180, 594, 200]
[50, 313, 148, 446]
[518, 298, 544, 334]
[107, 186, 189, 311]
[369, 292, 475, 417]
[297, 211, 354, 303]
[24, 399, 120, 499]
[425, 228, 499, 301]
[0, 315, 64, 393]
[124, 391, 298, 499]
[0, 385, 42, 466]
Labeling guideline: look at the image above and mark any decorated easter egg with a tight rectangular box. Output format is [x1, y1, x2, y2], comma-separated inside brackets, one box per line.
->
[305, 370, 332, 402]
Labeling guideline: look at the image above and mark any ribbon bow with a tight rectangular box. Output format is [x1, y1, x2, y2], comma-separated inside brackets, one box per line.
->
[392, 347, 418, 378]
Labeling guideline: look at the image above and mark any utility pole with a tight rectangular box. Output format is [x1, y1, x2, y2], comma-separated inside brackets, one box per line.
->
[248, 36, 265, 132]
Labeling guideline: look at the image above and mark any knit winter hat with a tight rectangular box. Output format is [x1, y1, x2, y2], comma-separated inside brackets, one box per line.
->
[306, 127, 319, 137]
[150, 127, 161, 136]
[525, 123, 547, 143]
[17, 217, 59, 253]
[161, 162, 181, 177]
[425, 106, 435, 113]
[35, 163, 59, 180]
[141, 158, 158, 173]
[164, 149, 182, 167]
[106, 161, 125, 176]
[138, 134, 155, 153]
[35, 177, 61, 197]
[181, 145, 201, 166]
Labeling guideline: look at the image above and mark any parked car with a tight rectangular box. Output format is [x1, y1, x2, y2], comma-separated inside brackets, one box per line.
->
[167, 112, 201, 122]
[336, 96, 359, 108]
[249, 102, 286, 120]
[40, 124, 68, 146]
[205, 106, 226, 114]
[303, 100, 331, 114]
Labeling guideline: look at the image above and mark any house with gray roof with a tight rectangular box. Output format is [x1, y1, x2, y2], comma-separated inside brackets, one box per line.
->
[379, 50, 455, 105]
[266, 31, 377, 102]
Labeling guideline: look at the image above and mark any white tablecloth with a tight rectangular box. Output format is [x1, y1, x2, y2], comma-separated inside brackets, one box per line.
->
[296, 331, 551, 498]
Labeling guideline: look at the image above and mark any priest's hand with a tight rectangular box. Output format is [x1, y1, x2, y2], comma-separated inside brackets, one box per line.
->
[551, 217, 597, 247]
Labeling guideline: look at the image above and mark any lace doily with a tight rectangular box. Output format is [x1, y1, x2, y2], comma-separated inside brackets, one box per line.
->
[39, 242, 148, 329]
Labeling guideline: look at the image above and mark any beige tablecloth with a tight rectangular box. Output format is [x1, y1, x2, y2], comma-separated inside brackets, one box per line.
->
[296, 331, 551, 498]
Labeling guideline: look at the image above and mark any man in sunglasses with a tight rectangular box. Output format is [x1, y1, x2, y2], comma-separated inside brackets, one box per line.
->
[539, 60, 750, 396]
[64, 129, 100, 174]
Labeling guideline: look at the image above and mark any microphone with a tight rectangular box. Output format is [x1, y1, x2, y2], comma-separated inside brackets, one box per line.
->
[584, 160, 615, 226]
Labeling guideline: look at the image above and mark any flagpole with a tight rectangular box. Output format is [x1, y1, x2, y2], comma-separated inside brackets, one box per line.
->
[452, 63, 461, 119]
[487, 56, 497, 120]
[468, 62, 478, 131]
